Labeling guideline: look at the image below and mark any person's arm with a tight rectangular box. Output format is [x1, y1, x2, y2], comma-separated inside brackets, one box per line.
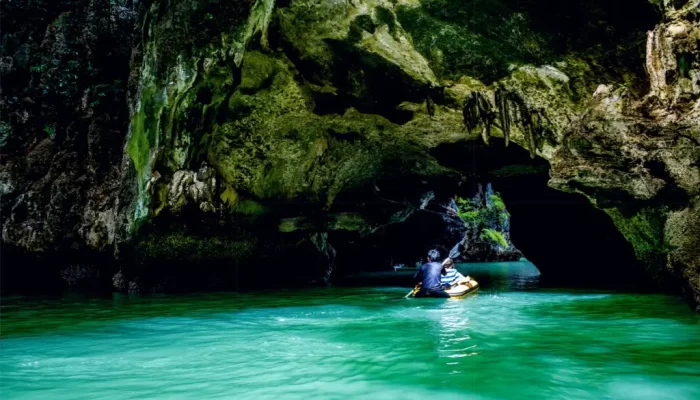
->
[413, 265, 423, 284]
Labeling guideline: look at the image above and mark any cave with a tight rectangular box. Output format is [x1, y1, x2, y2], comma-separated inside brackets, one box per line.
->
[430, 140, 648, 290]
[1, 0, 697, 308]
[326, 138, 649, 293]
[3, 2, 700, 396]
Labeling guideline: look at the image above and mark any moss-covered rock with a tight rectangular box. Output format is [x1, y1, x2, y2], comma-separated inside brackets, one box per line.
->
[136, 231, 256, 262]
[606, 206, 671, 272]
[114, 0, 699, 304]
[666, 201, 700, 311]
[454, 184, 521, 260]
[3, 0, 700, 307]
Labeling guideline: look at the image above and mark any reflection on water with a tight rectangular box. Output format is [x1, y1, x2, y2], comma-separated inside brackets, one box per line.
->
[1, 262, 700, 400]
[455, 260, 541, 291]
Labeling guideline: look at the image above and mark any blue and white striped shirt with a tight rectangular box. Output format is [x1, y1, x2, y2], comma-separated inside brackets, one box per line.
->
[441, 268, 459, 285]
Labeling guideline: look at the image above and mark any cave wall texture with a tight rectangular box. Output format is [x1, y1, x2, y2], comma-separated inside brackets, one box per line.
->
[1, 0, 699, 309]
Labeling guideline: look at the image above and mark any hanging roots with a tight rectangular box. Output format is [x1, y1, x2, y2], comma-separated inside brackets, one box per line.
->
[462, 91, 496, 145]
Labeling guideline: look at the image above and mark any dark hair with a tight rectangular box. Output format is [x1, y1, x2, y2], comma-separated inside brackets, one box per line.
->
[427, 249, 440, 262]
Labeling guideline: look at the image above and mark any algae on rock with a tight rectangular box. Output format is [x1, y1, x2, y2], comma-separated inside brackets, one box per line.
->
[3, 0, 699, 307]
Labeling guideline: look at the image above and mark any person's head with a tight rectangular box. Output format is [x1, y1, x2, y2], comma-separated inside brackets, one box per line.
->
[443, 258, 455, 269]
[426, 249, 441, 262]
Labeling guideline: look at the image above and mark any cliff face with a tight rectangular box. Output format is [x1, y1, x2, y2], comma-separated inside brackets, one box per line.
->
[549, 2, 700, 306]
[1, 1, 137, 260]
[1, 1, 698, 308]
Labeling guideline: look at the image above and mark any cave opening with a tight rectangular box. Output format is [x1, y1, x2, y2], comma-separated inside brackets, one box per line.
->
[331, 138, 652, 292]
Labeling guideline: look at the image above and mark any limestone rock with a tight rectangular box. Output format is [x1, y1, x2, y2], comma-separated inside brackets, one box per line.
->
[2, 0, 700, 308]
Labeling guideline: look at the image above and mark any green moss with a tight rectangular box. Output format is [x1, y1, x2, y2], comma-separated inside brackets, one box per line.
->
[43, 125, 56, 139]
[489, 193, 506, 211]
[374, 6, 397, 36]
[127, 84, 162, 185]
[348, 14, 375, 43]
[136, 231, 256, 262]
[279, 219, 301, 233]
[395, 1, 547, 82]
[481, 228, 508, 248]
[606, 206, 670, 268]
[329, 213, 369, 231]
[240, 51, 278, 92]
[456, 197, 490, 225]
[458, 209, 482, 224]
[153, 183, 169, 216]
[233, 199, 267, 216]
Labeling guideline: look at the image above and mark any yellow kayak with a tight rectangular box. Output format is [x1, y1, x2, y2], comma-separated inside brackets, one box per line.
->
[407, 279, 479, 298]
[444, 280, 479, 298]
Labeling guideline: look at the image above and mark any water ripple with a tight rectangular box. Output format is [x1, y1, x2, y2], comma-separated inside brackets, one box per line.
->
[2, 274, 700, 399]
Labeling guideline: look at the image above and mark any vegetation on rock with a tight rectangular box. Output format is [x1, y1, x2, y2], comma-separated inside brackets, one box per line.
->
[454, 184, 519, 259]
[1, 0, 698, 309]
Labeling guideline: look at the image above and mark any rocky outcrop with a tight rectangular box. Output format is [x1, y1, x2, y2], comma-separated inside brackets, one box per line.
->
[1, 1, 137, 255]
[1, 1, 698, 308]
[548, 3, 700, 308]
[453, 183, 523, 262]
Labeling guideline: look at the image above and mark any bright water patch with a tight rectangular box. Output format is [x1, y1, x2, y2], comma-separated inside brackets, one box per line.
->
[1, 263, 699, 400]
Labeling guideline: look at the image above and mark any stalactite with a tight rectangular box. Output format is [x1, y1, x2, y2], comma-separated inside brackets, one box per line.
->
[467, 87, 550, 157]
[495, 88, 512, 147]
[462, 92, 480, 133]
[425, 95, 435, 118]
[527, 111, 540, 159]
[518, 100, 537, 158]
[476, 92, 493, 145]
[494, 88, 539, 158]
[462, 91, 495, 145]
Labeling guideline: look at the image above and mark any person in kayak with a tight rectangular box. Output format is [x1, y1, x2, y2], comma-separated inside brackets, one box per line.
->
[440, 258, 471, 288]
[413, 249, 450, 298]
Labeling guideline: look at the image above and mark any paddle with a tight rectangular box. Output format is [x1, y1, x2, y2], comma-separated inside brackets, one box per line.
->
[405, 285, 420, 298]
[445, 240, 463, 261]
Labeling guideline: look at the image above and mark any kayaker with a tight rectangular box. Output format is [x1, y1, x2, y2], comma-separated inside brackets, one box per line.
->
[440, 258, 471, 288]
[413, 249, 450, 298]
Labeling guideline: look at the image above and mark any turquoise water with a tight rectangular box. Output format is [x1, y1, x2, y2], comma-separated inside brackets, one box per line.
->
[2, 262, 700, 399]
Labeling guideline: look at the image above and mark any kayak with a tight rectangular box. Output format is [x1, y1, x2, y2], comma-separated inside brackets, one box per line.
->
[406, 279, 479, 298]
[444, 279, 479, 298]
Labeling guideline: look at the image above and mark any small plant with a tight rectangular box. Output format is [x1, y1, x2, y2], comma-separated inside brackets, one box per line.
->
[481, 228, 508, 248]
[455, 189, 513, 250]
[489, 193, 506, 211]
[459, 209, 481, 223]
[43, 125, 56, 139]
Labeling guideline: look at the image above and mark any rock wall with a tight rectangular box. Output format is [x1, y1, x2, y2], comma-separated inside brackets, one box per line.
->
[1, 0, 698, 308]
[549, 2, 700, 307]
[1, 0, 138, 256]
